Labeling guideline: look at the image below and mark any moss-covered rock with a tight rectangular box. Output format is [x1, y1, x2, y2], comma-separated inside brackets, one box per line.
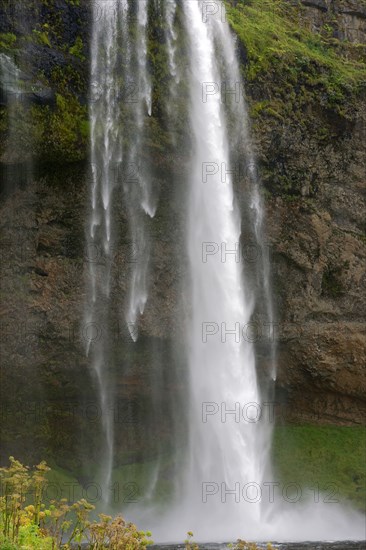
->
[226, 0, 366, 197]
[0, 0, 89, 162]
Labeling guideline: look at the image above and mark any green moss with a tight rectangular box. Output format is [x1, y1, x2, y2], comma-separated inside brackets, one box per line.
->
[224, 0, 366, 198]
[69, 36, 85, 61]
[225, 0, 366, 113]
[0, 33, 17, 53]
[251, 100, 284, 121]
[272, 425, 366, 511]
[0, 92, 89, 163]
[226, 0, 365, 81]
[32, 29, 51, 48]
[31, 93, 88, 162]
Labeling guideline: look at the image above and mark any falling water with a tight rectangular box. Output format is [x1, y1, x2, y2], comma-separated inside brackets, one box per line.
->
[86, 0, 120, 497]
[130, 1, 364, 543]
[184, 0, 261, 508]
[0, 51, 33, 185]
[124, 0, 156, 341]
[86, 0, 155, 497]
[164, 0, 181, 129]
[143, 0, 265, 538]
[211, 16, 276, 382]
[0, 54, 22, 103]
[86, 0, 365, 541]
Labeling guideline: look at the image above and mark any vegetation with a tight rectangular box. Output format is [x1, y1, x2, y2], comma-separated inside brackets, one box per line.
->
[0, 459, 276, 549]
[229, 543, 274, 550]
[0, 4, 365, 547]
[1, 0, 365, 169]
[0, 33, 17, 53]
[272, 425, 366, 512]
[184, 532, 199, 550]
[185, 537, 275, 550]
[0, 460, 274, 550]
[224, 0, 366, 197]
[0, 0, 89, 162]
[225, 0, 366, 94]
[69, 37, 85, 61]
[32, 29, 51, 48]
[3, 426, 361, 547]
[0, 458, 153, 550]
[31, 93, 88, 162]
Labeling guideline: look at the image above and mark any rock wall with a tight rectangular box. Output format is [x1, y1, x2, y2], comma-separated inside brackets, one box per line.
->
[262, 1, 366, 425]
[300, 0, 366, 43]
[0, 0, 365, 472]
[250, 58, 366, 424]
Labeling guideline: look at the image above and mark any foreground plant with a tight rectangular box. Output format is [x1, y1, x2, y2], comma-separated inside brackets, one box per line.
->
[0, 457, 153, 549]
[0, 457, 31, 545]
[0, 458, 276, 550]
[88, 514, 152, 549]
[184, 531, 199, 549]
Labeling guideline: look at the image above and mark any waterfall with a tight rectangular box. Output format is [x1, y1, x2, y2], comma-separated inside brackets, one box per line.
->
[86, 0, 272, 526]
[142, 0, 267, 539]
[0, 53, 22, 171]
[124, 0, 156, 341]
[86, 0, 121, 497]
[218, 26, 277, 382]
[183, 0, 261, 511]
[86, 0, 365, 541]
[0, 51, 33, 183]
[86, 0, 155, 497]
[0, 54, 22, 102]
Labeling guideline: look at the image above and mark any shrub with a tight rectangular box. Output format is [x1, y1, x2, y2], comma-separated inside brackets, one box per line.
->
[0, 458, 153, 549]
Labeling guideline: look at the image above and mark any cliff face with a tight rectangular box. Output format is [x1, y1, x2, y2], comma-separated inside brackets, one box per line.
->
[0, 0, 365, 470]
[267, 148, 366, 425]
[262, 0, 366, 425]
[227, 0, 366, 425]
[301, 0, 366, 43]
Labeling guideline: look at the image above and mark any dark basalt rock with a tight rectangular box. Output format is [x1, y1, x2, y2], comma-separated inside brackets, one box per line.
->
[301, 0, 328, 12]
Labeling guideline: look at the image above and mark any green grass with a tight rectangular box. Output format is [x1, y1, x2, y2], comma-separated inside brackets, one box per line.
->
[43, 426, 365, 515]
[43, 456, 176, 517]
[226, 0, 366, 80]
[272, 425, 366, 511]
[225, 0, 366, 116]
[224, 0, 366, 197]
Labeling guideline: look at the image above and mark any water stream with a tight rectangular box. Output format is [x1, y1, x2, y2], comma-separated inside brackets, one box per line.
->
[86, 0, 365, 542]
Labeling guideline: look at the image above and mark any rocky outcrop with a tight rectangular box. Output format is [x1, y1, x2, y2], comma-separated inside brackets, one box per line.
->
[0, 0, 365, 472]
[267, 195, 366, 425]
[249, 65, 366, 423]
[299, 0, 366, 42]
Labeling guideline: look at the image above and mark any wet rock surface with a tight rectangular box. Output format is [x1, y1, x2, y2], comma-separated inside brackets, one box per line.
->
[0, 0, 365, 473]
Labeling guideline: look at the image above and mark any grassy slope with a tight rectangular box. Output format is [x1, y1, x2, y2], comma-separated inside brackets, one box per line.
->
[226, 0, 366, 75]
[272, 426, 366, 511]
[43, 427, 366, 514]
[226, 0, 366, 115]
